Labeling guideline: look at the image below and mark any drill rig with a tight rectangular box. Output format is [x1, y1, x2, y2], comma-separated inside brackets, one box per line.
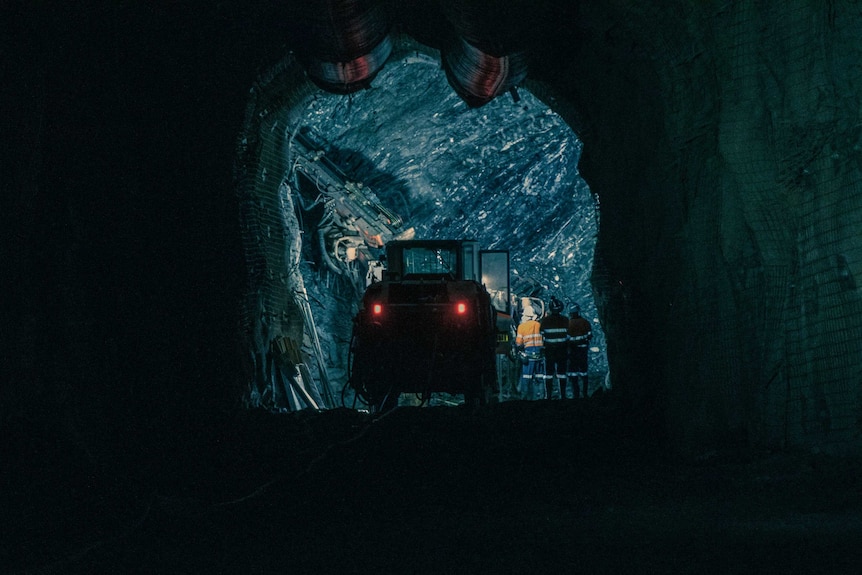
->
[286, 125, 414, 296]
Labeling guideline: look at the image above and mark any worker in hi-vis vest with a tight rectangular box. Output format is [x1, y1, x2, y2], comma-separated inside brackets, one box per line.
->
[515, 304, 544, 400]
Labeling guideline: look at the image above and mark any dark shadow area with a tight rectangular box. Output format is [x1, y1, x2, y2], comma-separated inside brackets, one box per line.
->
[4, 2, 862, 573]
[5, 398, 862, 573]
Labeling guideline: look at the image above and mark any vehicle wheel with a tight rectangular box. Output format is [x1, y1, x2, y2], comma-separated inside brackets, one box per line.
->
[369, 381, 400, 413]
[464, 372, 491, 407]
[379, 389, 401, 412]
[481, 357, 498, 404]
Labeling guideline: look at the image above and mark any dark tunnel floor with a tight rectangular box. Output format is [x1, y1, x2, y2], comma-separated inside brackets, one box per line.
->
[6, 399, 862, 574]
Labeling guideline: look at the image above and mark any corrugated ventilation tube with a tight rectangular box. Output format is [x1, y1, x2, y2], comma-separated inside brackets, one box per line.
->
[440, 1, 528, 107]
[443, 36, 527, 107]
[301, 0, 392, 93]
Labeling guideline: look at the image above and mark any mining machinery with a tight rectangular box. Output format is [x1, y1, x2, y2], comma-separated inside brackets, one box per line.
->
[348, 239, 514, 410]
[286, 125, 414, 296]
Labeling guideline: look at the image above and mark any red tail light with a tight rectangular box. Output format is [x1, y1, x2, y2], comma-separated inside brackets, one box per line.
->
[372, 303, 383, 315]
[456, 302, 467, 314]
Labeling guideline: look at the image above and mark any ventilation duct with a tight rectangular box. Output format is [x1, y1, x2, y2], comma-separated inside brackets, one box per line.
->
[296, 0, 392, 93]
[443, 37, 527, 107]
[439, 0, 528, 107]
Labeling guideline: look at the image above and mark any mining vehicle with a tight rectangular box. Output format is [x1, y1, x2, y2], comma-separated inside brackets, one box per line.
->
[348, 239, 512, 410]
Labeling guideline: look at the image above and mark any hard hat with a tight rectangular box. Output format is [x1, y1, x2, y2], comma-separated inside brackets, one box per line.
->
[521, 298, 538, 321]
[569, 303, 581, 316]
[549, 297, 564, 314]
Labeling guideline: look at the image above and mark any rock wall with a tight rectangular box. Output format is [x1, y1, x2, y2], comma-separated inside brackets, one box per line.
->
[527, 1, 862, 453]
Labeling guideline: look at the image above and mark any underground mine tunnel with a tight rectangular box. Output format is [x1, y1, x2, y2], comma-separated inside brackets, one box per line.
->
[237, 36, 608, 413]
[5, 2, 862, 572]
[232, 0, 862, 455]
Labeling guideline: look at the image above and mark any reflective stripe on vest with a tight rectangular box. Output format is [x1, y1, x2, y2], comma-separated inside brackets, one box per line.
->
[542, 327, 568, 345]
[519, 332, 543, 347]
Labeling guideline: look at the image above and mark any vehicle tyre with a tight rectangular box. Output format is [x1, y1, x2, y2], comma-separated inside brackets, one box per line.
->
[464, 369, 493, 406]
[367, 376, 400, 412]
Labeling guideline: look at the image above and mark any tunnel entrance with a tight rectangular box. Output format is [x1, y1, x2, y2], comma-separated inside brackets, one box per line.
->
[236, 37, 606, 411]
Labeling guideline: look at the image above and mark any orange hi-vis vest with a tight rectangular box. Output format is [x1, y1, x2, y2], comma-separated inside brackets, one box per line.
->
[516, 319, 543, 348]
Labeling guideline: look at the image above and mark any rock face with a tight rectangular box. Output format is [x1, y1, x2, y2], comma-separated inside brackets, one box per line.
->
[5, 2, 862, 458]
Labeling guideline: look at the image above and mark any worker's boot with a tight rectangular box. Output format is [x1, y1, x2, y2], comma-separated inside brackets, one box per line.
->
[545, 379, 554, 400]
[581, 376, 589, 400]
[559, 378, 567, 400]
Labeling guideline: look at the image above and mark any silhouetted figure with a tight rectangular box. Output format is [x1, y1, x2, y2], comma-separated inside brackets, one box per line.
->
[567, 303, 592, 399]
[540, 296, 569, 399]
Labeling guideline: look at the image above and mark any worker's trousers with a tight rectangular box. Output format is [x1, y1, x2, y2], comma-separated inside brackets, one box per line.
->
[544, 355, 567, 399]
[519, 350, 544, 400]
